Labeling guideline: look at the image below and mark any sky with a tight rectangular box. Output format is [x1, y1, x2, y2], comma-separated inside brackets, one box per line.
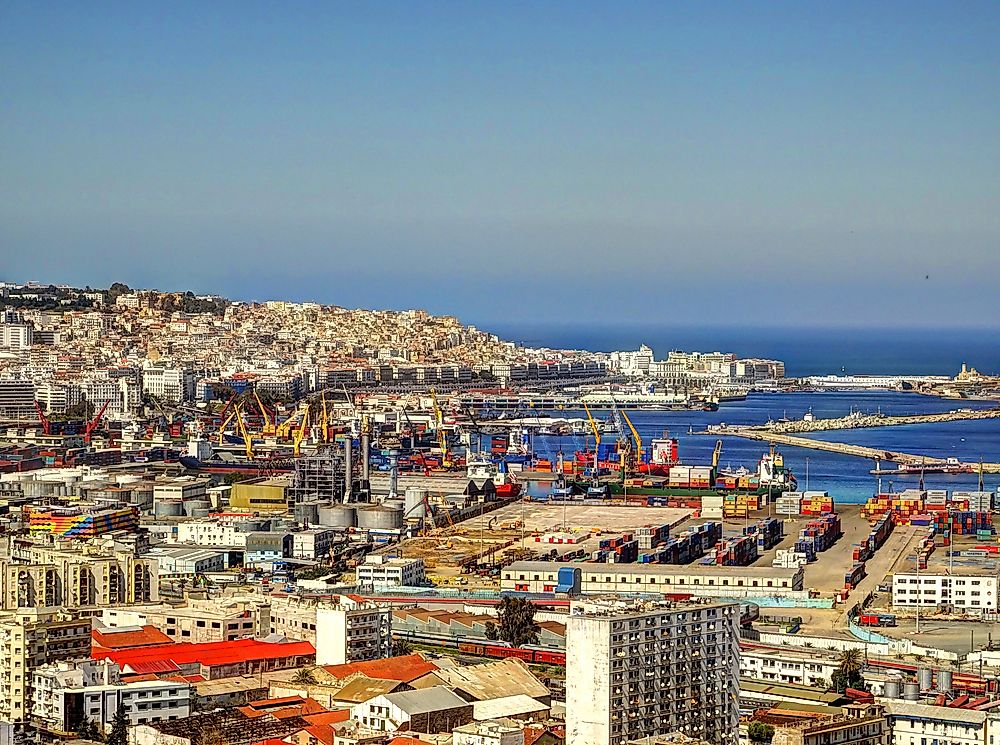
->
[2, 1, 999, 328]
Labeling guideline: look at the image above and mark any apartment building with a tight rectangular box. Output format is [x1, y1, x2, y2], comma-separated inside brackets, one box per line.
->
[0, 608, 92, 724]
[102, 596, 265, 643]
[884, 701, 987, 745]
[502, 561, 804, 598]
[0, 547, 158, 610]
[269, 594, 392, 665]
[565, 598, 740, 745]
[892, 573, 998, 614]
[141, 362, 196, 403]
[356, 555, 426, 590]
[32, 659, 191, 733]
[772, 710, 888, 745]
[740, 645, 839, 687]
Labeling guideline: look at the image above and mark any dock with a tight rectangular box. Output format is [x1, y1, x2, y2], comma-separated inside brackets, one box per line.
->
[748, 406, 1000, 435]
[709, 428, 1000, 473]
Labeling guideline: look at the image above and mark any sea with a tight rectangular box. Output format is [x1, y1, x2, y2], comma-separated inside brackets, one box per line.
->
[481, 323, 1000, 504]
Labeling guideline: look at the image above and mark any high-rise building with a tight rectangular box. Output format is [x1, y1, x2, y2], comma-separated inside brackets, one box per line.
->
[565, 598, 740, 745]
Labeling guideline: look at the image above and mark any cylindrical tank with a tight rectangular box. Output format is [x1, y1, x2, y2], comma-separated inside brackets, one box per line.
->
[405, 487, 427, 519]
[294, 501, 320, 525]
[903, 681, 920, 701]
[356, 504, 403, 530]
[918, 668, 933, 691]
[190, 507, 211, 518]
[883, 677, 902, 699]
[318, 504, 357, 528]
[154, 500, 185, 518]
[937, 669, 953, 693]
[184, 500, 211, 516]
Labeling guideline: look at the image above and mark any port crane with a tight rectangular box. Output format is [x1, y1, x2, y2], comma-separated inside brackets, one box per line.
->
[83, 400, 111, 444]
[252, 387, 276, 437]
[621, 410, 643, 467]
[582, 402, 602, 478]
[292, 405, 310, 457]
[33, 401, 51, 435]
[712, 439, 723, 469]
[233, 403, 255, 460]
[429, 387, 452, 468]
[217, 408, 238, 446]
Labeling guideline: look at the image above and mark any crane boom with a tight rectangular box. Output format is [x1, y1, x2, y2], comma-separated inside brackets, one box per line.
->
[233, 403, 254, 460]
[34, 401, 51, 435]
[712, 439, 723, 469]
[85, 400, 111, 443]
[621, 411, 642, 458]
[252, 387, 273, 429]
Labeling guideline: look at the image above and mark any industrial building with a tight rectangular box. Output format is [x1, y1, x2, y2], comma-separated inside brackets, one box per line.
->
[502, 561, 804, 598]
[892, 573, 998, 614]
[356, 554, 426, 590]
[565, 598, 740, 745]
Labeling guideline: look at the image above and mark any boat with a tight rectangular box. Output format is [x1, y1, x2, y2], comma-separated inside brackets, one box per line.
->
[869, 457, 973, 476]
[465, 457, 522, 498]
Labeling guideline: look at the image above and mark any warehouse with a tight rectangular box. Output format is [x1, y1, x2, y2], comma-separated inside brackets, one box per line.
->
[501, 561, 804, 597]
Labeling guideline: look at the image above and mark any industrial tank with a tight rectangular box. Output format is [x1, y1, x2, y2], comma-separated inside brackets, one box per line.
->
[294, 501, 320, 525]
[883, 678, 902, 699]
[902, 681, 920, 701]
[937, 669, 952, 693]
[153, 500, 185, 518]
[919, 668, 933, 691]
[190, 507, 211, 518]
[317, 504, 356, 528]
[356, 504, 403, 530]
[184, 499, 212, 516]
[404, 488, 427, 519]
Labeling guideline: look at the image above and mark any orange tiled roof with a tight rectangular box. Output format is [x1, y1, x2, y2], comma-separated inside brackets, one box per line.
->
[322, 654, 437, 683]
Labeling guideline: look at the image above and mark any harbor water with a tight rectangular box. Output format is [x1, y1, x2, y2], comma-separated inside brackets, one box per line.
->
[524, 391, 1000, 504]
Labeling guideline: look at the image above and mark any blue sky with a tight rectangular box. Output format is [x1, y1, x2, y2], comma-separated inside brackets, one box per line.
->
[2, 2, 998, 327]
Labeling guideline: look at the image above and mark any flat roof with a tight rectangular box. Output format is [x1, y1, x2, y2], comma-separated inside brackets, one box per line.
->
[506, 560, 801, 578]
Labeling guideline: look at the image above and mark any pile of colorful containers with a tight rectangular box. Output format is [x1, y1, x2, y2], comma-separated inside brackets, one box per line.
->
[795, 514, 841, 559]
[800, 491, 835, 515]
[638, 522, 722, 565]
[637, 524, 672, 551]
[853, 512, 894, 561]
[594, 534, 639, 563]
[917, 535, 936, 570]
[844, 561, 867, 589]
[861, 492, 925, 524]
[743, 517, 784, 551]
[714, 535, 759, 566]
[723, 493, 761, 518]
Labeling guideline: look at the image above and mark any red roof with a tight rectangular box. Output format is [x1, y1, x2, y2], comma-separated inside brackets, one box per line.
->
[92, 625, 173, 650]
[301, 725, 336, 745]
[302, 711, 350, 726]
[388, 739, 427, 745]
[322, 654, 437, 683]
[94, 639, 316, 671]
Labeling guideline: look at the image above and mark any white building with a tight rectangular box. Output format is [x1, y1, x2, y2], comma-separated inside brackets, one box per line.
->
[502, 561, 804, 598]
[269, 594, 392, 666]
[291, 529, 337, 560]
[356, 555, 426, 590]
[565, 598, 740, 745]
[0, 322, 34, 350]
[885, 701, 987, 745]
[892, 573, 998, 614]
[352, 686, 472, 734]
[740, 645, 839, 687]
[175, 520, 248, 548]
[453, 720, 525, 745]
[32, 659, 190, 733]
[141, 363, 196, 403]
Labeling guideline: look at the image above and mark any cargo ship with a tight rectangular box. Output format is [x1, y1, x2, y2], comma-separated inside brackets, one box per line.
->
[869, 458, 973, 476]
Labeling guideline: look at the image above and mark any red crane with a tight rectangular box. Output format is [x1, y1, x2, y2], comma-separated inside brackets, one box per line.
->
[34, 401, 51, 435]
[84, 400, 111, 443]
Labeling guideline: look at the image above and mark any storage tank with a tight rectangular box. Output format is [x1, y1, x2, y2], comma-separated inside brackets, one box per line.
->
[317, 504, 356, 528]
[404, 487, 427, 519]
[190, 507, 211, 518]
[357, 504, 403, 530]
[902, 681, 920, 701]
[937, 669, 953, 693]
[184, 499, 212, 516]
[154, 500, 185, 518]
[294, 501, 321, 525]
[883, 677, 902, 699]
[919, 667, 933, 691]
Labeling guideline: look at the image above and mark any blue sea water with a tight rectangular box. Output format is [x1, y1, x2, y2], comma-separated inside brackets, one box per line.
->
[485, 322, 1000, 377]
[525, 391, 1000, 504]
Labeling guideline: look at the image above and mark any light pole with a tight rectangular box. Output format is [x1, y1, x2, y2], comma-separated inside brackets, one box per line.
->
[805, 457, 810, 492]
[915, 551, 922, 635]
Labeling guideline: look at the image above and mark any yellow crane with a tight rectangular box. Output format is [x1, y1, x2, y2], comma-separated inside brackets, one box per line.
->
[233, 403, 254, 460]
[320, 390, 329, 444]
[621, 411, 642, 464]
[712, 439, 723, 469]
[253, 387, 276, 437]
[292, 404, 310, 457]
[217, 409, 237, 446]
[429, 387, 451, 467]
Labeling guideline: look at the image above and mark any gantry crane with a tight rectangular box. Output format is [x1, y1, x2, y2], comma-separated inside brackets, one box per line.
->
[582, 402, 602, 477]
[292, 405, 310, 457]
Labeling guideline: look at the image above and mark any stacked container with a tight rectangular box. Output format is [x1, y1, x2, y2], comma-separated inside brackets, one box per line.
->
[797, 513, 841, 555]
[743, 517, 784, 551]
[954, 491, 993, 512]
[715, 535, 759, 566]
[637, 524, 671, 551]
[773, 548, 810, 568]
[801, 491, 835, 515]
[844, 561, 867, 589]
[776, 491, 803, 516]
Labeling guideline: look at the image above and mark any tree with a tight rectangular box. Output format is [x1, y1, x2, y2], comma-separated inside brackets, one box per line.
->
[492, 596, 539, 648]
[747, 722, 775, 743]
[392, 637, 412, 656]
[831, 648, 867, 693]
[484, 621, 499, 641]
[105, 703, 129, 745]
[292, 668, 316, 684]
[76, 718, 103, 742]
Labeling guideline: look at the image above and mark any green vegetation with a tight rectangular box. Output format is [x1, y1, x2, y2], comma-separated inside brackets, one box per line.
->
[748, 721, 775, 742]
[105, 704, 129, 745]
[831, 648, 867, 693]
[75, 718, 104, 742]
[484, 596, 539, 648]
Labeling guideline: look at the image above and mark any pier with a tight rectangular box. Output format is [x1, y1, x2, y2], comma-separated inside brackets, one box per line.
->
[751, 406, 1000, 435]
[711, 428, 1000, 473]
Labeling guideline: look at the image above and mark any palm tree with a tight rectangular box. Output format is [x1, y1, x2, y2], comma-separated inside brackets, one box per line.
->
[839, 648, 863, 676]
[292, 668, 316, 685]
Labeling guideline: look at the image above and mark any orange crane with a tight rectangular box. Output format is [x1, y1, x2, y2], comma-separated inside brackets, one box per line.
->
[34, 401, 51, 435]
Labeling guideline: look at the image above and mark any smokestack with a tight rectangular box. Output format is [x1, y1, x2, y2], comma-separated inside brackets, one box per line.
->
[344, 437, 353, 504]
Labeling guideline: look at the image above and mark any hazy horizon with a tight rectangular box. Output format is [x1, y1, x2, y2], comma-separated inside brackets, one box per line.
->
[3, 2, 998, 326]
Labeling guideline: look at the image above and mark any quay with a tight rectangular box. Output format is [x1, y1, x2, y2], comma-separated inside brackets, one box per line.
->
[709, 428, 1000, 473]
